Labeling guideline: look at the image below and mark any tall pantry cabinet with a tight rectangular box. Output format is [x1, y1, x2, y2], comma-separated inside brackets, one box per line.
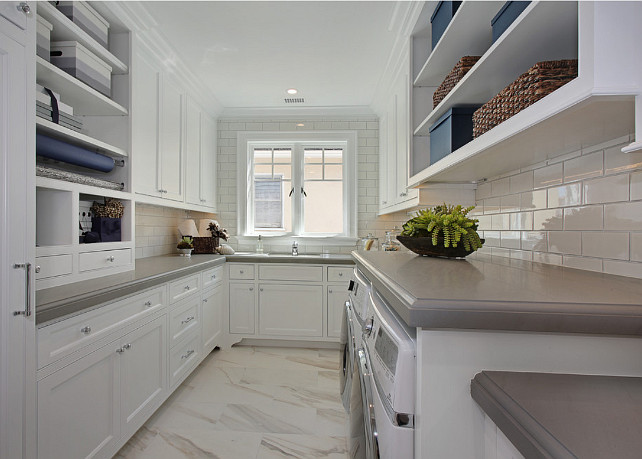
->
[0, 3, 36, 458]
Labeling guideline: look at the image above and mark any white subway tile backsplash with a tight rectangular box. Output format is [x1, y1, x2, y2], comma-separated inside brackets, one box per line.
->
[491, 214, 510, 231]
[500, 194, 520, 213]
[563, 151, 603, 182]
[630, 233, 642, 262]
[583, 174, 629, 204]
[563, 256, 603, 272]
[509, 171, 534, 193]
[484, 197, 501, 214]
[604, 201, 642, 231]
[476, 182, 492, 200]
[532, 252, 562, 266]
[581, 232, 629, 260]
[491, 177, 510, 197]
[520, 189, 547, 210]
[548, 183, 582, 208]
[602, 260, 642, 279]
[563, 206, 603, 231]
[548, 231, 581, 255]
[510, 212, 533, 231]
[534, 163, 562, 189]
[483, 231, 500, 247]
[630, 171, 642, 201]
[521, 231, 547, 251]
[604, 144, 642, 175]
[500, 231, 521, 249]
[476, 215, 492, 230]
[533, 209, 563, 230]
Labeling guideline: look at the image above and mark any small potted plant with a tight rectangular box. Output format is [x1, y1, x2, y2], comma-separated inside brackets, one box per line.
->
[177, 236, 194, 257]
[207, 222, 230, 248]
[398, 204, 484, 258]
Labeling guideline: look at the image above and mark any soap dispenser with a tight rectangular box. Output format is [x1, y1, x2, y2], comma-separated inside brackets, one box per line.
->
[256, 235, 264, 253]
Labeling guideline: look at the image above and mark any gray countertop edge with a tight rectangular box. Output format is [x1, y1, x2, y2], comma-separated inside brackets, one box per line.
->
[353, 252, 642, 335]
[36, 257, 226, 325]
[225, 253, 354, 264]
[470, 371, 576, 459]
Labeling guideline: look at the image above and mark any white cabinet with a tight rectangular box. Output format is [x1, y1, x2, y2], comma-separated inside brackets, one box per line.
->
[185, 96, 217, 209]
[0, 9, 35, 459]
[200, 113, 217, 208]
[258, 284, 323, 337]
[37, 315, 167, 459]
[159, 75, 184, 202]
[327, 286, 347, 339]
[202, 284, 223, 355]
[229, 283, 255, 334]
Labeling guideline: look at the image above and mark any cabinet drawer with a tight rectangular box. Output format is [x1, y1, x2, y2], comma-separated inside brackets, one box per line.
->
[169, 296, 200, 347]
[327, 266, 353, 282]
[259, 265, 322, 282]
[229, 264, 254, 280]
[38, 286, 165, 369]
[78, 248, 132, 273]
[202, 265, 224, 290]
[169, 333, 200, 389]
[168, 274, 200, 304]
[36, 254, 73, 280]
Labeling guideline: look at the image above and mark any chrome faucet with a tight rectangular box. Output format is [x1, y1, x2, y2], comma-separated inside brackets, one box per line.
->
[291, 241, 298, 256]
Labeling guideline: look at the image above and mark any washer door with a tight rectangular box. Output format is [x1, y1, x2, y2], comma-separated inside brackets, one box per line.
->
[358, 348, 379, 459]
[340, 300, 353, 411]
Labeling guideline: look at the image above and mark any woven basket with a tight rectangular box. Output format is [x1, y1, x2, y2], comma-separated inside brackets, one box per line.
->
[433, 56, 481, 108]
[192, 237, 219, 254]
[472, 59, 578, 138]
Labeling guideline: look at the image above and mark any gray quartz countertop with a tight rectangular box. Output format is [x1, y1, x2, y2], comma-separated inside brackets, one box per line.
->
[352, 251, 642, 335]
[226, 252, 354, 264]
[471, 371, 642, 459]
[36, 255, 225, 325]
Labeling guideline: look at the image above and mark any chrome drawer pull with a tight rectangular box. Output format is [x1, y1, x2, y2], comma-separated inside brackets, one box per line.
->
[211, 274, 216, 280]
[116, 347, 125, 354]
[181, 316, 195, 325]
[184, 285, 191, 291]
[144, 301, 152, 307]
[203, 298, 208, 303]
[12, 262, 31, 317]
[108, 256, 115, 262]
[181, 349, 195, 360]
[80, 326, 92, 334]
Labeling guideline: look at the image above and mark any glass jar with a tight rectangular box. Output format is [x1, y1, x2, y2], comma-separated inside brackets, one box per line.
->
[359, 233, 379, 251]
[382, 229, 401, 252]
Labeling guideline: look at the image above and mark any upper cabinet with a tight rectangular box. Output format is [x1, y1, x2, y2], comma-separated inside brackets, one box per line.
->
[185, 96, 217, 210]
[408, 1, 641, 185]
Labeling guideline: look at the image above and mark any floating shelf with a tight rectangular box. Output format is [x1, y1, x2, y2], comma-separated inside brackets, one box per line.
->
[414, 2, 500, 87]
[37, 2, 128, 74]
[409, 91, 635, 185]
[36, 117, 128, 158]
[36, 176, 132, 201]
[414, 1, 578, 136]
[36, 57, 128, 116]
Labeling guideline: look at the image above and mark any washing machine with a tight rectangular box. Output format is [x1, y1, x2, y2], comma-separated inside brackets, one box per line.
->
[359, 289, 416, 459]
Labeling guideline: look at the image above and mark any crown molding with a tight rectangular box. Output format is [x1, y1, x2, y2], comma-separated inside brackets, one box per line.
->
[219, 105, 376, 120]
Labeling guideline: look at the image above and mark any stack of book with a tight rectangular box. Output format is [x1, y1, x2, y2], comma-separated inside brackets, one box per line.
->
[36, 85, 83, 132]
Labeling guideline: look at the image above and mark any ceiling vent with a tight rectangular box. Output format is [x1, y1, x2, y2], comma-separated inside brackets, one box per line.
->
[284, 97, 305, 104]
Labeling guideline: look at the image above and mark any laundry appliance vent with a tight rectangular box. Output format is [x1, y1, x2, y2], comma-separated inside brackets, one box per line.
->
[284, 97, 305, 104]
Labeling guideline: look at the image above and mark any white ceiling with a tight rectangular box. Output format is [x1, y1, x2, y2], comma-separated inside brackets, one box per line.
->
[140, 1, 404, 109]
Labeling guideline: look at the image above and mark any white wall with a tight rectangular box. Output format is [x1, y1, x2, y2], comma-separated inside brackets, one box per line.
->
[472, 134, 642, 278]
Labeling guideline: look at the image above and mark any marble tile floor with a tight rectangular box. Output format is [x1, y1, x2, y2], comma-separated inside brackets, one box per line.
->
[115, 346, 349, 458]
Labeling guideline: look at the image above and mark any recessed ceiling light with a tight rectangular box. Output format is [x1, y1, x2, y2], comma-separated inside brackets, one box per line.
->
[297, 123, 305, 127]
[287, 88, 298, 95]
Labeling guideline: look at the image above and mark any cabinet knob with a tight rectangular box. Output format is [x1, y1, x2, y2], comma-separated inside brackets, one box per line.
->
[382, 201, 387, 205]
[239, 270, 244, 274]
[338, 272, 343, 277]
[18, 2, 31, 14]
[144, 301, 152, 307]
[249, 287, 254, 291]
[116, 347, 125, 354]
[35, 265, 41, 273]
[329, 289, 333, 294]
[80, 326, 91, 334]
[184, 285, 190, 291]
[211, 274, 216, 280]
[203, 298, 208, 303]
[260, 288, 263, 292]
[108, 256, 115, 262]
[123, 343, 132, 350]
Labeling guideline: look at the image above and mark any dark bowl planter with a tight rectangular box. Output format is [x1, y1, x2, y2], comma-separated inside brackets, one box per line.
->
[397, 236, 484, 259]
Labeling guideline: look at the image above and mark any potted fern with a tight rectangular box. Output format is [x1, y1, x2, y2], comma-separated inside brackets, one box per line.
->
[398, 204, 484, 258]
[177, 236, 194, 257]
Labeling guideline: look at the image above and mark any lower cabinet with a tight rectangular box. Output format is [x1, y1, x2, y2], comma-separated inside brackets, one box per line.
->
[327, 286, 348, 338]
[259, 284, 323, 337]
[229, 282, 255, 334]
[202, 284, 223, 354]
[37, 315, 166, 459]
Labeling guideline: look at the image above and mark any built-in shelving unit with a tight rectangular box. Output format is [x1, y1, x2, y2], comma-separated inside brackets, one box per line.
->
[407, 0, 640, 186]
[36, 118, 128, 158]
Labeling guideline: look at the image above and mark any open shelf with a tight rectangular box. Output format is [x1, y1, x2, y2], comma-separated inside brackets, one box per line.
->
[414, 1, 578, 136]
[414, 1, 500, 87]
[36, 176, 132, 201]
[37, 1, 128, 74]
[409, 90, 635, 185]
[36, 57, 128, 116]
[36, 117, 128, 159]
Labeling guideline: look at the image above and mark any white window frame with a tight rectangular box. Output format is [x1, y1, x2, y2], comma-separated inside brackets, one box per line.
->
[237, 131, 358, 243]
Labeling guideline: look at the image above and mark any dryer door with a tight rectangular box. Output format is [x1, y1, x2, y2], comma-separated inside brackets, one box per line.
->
[358, 348, 379, 459]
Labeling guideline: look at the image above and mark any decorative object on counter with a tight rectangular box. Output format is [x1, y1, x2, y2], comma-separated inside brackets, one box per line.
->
[89, 198, 124, 242]
[433, 56, 481, 108]
[192, 221, 230, 254]
[491, 1, 531, 43]
[207, 221, 229, 242]
[36, 133, 115, 172]
[217, 244, 235, 255]
[177, 219, 198, 238]
[431, 1, 462, 49]
[429, 106, 481, 165]
[36, 15, 53, 61]
[382, 227, 402, 252]
[177, 236, 194, 257]
[56, 1, 110, 49]
[359, 233, 379, 251]
[398, 204, 483, 258]
[50, 41, 112, 97]
[473, 59, 578, 138]
[256, 235, 264, 253]
[36, 165, 124, 191]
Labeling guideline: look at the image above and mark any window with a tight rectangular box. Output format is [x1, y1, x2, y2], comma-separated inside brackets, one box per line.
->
[238, 131, 357, 239]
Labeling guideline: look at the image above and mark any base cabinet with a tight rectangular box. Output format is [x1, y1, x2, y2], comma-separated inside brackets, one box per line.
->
[259, 284, 323, 337]
[229, 283, 256, 334]
[327, 286, 347, 338]
[202, 284, 224, 354]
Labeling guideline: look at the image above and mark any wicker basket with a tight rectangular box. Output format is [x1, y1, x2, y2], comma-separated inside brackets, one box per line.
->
[472, 59, 578, 138]
[433, 56, 481, 108]
[192, 237, 219, 254]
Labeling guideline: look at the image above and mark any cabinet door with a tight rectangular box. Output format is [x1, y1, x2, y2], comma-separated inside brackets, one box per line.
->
[386, 91, 398, 206]
[159, 75, 184, 202]
[202, 284, 223, 354]
[37, 343, 121, 459]
[327, 286, 347, 338]
[229, 283, 255, 334]
[379, 113, 389, 208]
[396, 68, 410, 200]
[184, 96, 201, 206]
[259, 284, 323, 337]
[200, 113, 217, 209]
[131, 48, 161, 198]
[120, 315, 167, 439]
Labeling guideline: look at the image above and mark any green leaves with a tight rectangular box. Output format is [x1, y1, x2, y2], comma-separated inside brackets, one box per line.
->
[400, 204, 483, 251]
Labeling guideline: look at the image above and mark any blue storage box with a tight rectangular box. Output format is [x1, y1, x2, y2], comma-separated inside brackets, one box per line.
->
[491, 1, 531, 43]
[429, 106, 480, 165]
[431, 1, 462, 49]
